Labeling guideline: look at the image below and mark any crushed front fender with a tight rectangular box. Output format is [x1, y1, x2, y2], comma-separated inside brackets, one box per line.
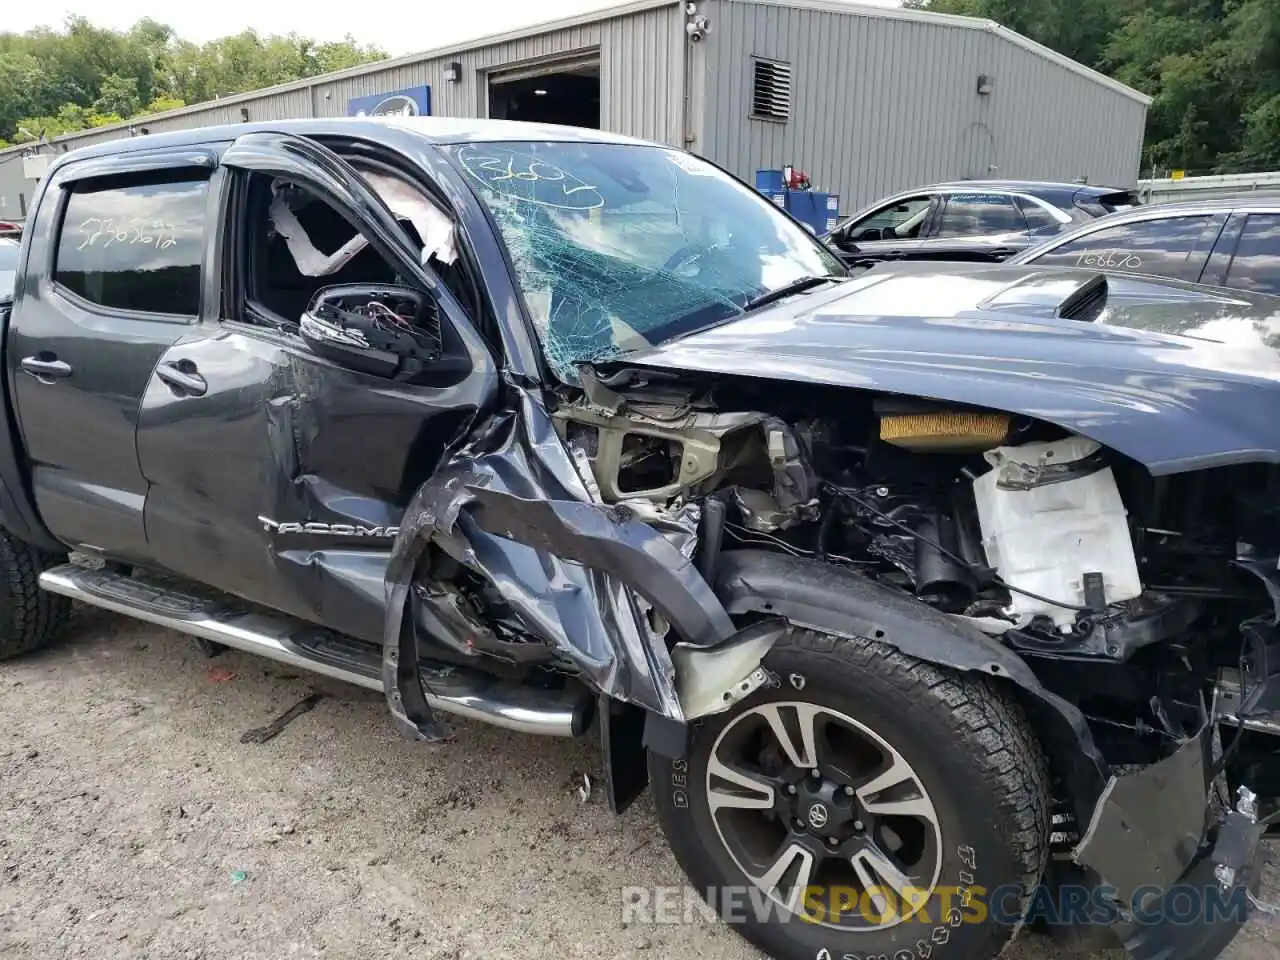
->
[382, 389, 737, 741]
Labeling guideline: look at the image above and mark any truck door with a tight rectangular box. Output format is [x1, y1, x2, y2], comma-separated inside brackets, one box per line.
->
[6, 150, 219, 561]
[136, 133, 498, 643]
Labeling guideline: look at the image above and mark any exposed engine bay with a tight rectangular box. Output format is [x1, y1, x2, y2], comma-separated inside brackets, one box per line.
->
[528, 368, 1280, 783]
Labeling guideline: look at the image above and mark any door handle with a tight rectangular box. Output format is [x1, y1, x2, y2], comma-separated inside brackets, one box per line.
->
[156, 361, 208, 397]
[20, 355, 73, 382]
[988, 248, 1017, 260]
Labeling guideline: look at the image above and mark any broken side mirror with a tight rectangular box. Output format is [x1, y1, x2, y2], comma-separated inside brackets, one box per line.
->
[300, 283, 440, 380]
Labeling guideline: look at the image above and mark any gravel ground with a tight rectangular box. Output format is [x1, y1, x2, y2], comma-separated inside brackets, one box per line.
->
[1, 606, 1277, 960]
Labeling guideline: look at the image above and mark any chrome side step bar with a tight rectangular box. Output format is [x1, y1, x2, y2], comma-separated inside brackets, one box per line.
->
[39, 564, 591, 738]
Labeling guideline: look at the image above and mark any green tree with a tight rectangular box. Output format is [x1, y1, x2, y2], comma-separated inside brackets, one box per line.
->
[0, 17, 387, 144]
[93, 73, 141, 117]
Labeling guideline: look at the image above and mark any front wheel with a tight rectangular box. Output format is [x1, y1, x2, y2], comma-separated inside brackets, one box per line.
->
[649, 629, 1050, 960]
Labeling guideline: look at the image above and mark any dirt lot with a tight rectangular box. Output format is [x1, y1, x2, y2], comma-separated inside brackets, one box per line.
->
[1, 606, 1277, 960]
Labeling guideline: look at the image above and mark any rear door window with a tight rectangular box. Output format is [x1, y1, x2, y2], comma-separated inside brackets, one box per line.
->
[1026, 215, 1222, 281]
[53, 171, 209, 317]
[1222, 213, 1280, 296]
[930, 193, 1025, 238]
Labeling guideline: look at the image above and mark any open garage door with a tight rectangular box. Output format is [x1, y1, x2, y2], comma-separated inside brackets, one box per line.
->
[488, 56, 600, 128]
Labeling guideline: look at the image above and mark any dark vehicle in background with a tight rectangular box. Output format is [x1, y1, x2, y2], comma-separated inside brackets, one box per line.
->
[823, 179, 1140, 268]
[0, 117, 1277, 960]
[1009, 193, 1280, 297]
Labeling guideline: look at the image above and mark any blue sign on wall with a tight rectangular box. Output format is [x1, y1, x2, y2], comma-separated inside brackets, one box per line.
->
[347, 85, 432, 118]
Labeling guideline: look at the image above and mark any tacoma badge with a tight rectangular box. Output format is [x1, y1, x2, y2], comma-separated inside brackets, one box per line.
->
[258, 517, 399, 539]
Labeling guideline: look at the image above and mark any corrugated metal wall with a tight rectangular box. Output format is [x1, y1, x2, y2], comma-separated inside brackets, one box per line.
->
[308, 6, 682, 143]
[0, 159, 29, 221]
[0, 1, 1147, 221]
[697, 0, 1148, 210]
[0, 3, 683, 216]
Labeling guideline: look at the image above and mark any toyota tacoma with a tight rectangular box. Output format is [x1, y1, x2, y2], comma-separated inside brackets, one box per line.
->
[1, 117, 1278, 960]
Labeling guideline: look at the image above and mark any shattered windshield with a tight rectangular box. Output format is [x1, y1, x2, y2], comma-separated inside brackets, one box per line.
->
[445, 141, 845, 383]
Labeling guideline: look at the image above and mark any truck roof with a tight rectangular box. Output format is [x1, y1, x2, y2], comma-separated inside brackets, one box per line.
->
[47, 116, 660, 166]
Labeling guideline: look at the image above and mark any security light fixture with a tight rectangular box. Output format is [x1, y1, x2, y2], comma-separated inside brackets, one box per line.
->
[444, 62, 462, 83]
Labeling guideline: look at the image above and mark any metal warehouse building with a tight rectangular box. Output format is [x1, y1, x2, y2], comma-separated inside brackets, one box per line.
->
[0, 0, 1150, 222]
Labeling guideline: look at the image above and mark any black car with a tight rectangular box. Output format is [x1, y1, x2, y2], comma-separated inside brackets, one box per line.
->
[1009, 192, 1280, 297]
[1, 118, 1277, 960]
[823, 179, 1140, 267]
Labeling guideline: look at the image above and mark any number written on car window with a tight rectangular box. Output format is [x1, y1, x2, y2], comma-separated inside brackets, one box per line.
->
[1028, 214, 1217, 282]
[54, 173, 208, 317]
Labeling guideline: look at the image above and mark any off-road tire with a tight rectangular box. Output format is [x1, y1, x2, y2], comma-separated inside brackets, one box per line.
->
[0, 528, 70, 661]
[649, 628, 1051, 960]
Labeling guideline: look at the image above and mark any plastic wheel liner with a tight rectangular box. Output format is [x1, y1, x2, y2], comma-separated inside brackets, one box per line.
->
[382, 386, 738, 741]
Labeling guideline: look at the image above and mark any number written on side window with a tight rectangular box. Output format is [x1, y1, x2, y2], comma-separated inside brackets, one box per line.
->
[1029, 215, 1217, 281]
[54, 174, 208, 316]
[1224, 213, 1280, 297]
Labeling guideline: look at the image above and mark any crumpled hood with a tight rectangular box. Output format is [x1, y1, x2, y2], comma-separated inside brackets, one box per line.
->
[608, 265, 1280, 476]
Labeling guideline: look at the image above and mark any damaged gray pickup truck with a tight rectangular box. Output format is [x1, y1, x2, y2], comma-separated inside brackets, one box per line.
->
[1, 117, 1278, 960]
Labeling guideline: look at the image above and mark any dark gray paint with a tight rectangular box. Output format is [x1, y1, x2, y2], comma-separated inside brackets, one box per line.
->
[609, 262, 1280, 475]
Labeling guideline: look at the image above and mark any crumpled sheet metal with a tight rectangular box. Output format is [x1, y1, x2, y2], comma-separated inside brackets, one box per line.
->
[383, 389, 736, 738]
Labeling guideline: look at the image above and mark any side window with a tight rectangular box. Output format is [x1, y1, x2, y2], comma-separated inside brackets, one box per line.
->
[1223, 213, 1280, 296]
[1028, 215, 1219, 281]
[238, 172, 449, 370]
[1014, 197, 1062, 232]
[242, 173, 400, 326]
[930, 193, 1025, 238]
[845, 197, 933, 243]
[239, 169, 468, 332]
[54, 171, 209, 316]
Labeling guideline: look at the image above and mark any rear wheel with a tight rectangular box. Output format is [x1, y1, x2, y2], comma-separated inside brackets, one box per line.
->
[649, 628, 1050, 960]
[0, 528, 70, 661]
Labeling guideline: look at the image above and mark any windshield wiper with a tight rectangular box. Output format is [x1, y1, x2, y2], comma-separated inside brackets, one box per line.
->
[744, 275, 838, 311]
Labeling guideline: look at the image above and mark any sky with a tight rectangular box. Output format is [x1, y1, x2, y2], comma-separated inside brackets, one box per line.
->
[6, 0, 901, 56]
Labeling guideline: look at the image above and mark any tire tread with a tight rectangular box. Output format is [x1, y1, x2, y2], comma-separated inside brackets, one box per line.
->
[0, 529, 70, 660]
[651, 625, 1053, 960]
